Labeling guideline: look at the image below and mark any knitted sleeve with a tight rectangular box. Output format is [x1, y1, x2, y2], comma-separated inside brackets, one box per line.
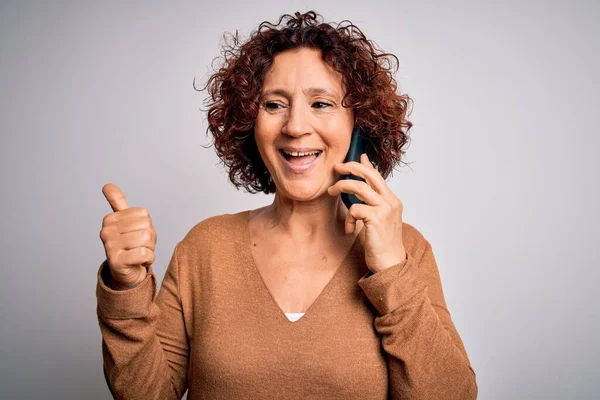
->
[358, 240, 478, 400]
[96, 242, 189, 400]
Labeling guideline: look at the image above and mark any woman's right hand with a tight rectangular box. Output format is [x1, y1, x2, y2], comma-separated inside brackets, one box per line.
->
[99, 183, 157, 290]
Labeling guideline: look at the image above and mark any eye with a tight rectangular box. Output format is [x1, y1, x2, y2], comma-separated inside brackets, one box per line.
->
[264, 101, 285, 110]
[312, 101, 332, 109]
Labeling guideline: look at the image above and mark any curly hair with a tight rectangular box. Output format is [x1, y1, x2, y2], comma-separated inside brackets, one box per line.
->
[200, 11, 413, 194]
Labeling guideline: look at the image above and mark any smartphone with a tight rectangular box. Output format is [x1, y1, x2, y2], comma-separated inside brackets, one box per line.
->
[341, 125, 376, 209]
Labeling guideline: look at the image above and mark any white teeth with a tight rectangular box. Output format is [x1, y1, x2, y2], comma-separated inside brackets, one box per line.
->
[283, 150, 321, 157]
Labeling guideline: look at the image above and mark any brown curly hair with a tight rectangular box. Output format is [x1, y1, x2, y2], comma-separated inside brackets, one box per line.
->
[200, 11, 413, 194]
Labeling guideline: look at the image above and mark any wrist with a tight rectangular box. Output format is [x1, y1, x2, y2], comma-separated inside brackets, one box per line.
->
[370, 250, 407, 274]
[110, 268, 147, 291]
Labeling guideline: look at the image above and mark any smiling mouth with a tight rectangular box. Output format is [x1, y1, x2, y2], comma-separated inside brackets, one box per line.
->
[279, 149, 323, 164]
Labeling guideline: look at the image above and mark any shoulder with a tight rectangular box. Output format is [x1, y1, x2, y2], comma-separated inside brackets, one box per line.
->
[179, 210, 247, 248]
[401, 221, 432, 261]
[171, 210, 250, 267]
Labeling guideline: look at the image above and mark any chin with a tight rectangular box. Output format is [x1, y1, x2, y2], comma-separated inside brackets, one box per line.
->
[277, 181, 328, 202]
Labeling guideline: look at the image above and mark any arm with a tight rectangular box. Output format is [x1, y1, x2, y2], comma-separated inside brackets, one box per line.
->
[358, 241, 478, 400]
[96, 242, 189, 400]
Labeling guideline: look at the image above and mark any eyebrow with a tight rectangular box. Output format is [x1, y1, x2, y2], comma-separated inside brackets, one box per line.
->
[260, 87, 341, 99]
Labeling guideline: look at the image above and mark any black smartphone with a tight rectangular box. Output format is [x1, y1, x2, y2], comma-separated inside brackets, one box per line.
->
[341, 125, 376, 209]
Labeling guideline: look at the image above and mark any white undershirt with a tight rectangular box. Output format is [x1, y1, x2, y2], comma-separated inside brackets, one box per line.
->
[284, 312, 305, 322]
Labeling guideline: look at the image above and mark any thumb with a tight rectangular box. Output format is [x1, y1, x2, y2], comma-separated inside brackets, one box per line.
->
[102, 183, 129, 212]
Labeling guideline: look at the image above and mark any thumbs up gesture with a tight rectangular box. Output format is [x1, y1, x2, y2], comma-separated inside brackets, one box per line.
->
[99, 184, 157, 290]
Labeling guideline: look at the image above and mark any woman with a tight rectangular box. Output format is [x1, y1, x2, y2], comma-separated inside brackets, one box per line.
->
[97, 11, 477, 399]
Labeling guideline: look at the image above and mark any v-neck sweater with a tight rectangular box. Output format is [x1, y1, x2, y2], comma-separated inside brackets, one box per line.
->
[96, 210, 477, 399]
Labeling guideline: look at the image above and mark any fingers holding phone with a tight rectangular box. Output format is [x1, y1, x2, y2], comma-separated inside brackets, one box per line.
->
[329, 154, 406, 273]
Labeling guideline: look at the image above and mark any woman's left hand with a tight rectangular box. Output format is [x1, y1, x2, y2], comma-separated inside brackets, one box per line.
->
[327, 153, 407, 274]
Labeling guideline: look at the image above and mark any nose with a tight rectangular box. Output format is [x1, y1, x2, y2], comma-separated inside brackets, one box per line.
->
[281, 102, 312, 137]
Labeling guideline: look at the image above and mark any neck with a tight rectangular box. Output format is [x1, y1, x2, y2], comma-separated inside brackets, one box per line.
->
[261, 191, 347, 242]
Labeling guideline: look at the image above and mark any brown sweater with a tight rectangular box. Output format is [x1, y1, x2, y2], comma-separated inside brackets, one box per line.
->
[96, 210, 477, 399]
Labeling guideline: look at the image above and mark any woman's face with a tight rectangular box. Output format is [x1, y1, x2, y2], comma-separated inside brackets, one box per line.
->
[255, 47, 354, 202]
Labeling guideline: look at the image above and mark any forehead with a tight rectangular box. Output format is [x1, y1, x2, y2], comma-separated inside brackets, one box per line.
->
[262, 48, 344, 93]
